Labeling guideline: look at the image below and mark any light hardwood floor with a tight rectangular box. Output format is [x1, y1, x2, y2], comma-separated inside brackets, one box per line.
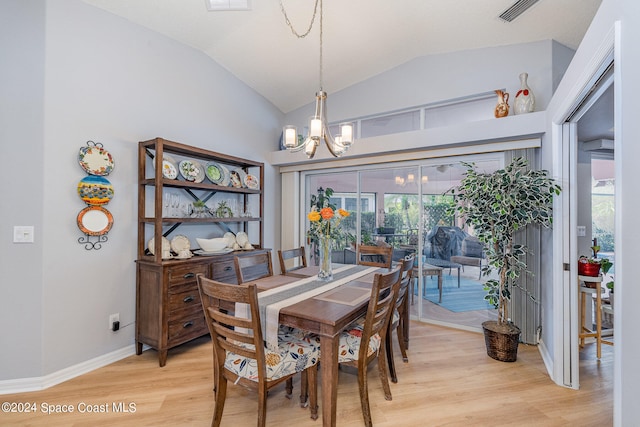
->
[1, 322, 612, 426]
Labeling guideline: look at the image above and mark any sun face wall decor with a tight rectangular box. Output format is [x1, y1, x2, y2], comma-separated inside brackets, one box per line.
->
[77, 140, 115, 250]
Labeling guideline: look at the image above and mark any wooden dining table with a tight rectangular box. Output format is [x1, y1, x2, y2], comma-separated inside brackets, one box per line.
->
[248, 264, 385, 427]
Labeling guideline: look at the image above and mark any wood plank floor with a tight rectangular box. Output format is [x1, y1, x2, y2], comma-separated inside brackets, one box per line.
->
[1, 322, 612, 426]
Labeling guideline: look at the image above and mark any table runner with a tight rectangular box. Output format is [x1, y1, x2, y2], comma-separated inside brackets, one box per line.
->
[237, 264, 380, 351]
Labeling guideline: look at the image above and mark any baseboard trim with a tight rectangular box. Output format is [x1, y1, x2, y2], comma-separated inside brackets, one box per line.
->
[537, 338, 554, 380]
[0, 345, 137, 395]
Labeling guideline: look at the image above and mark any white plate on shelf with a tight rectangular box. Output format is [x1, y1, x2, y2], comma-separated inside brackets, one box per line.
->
[193, 248, 234, 256]
[244, 174, 259, 190]
[147, 236, 171, 255]
[170, 235, 191, 253]
[179, 159, 205, 183]
[219, 164, 231, 187]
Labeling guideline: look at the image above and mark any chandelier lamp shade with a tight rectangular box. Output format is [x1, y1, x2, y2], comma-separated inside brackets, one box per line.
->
[280, 0, 355, 158]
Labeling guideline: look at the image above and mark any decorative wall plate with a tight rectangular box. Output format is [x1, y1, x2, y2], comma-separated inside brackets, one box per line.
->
[77, 175, 114, 205]
[179, 159, 205, 183]
[77, 206, 113, 236]
[78, 144, 114, 176]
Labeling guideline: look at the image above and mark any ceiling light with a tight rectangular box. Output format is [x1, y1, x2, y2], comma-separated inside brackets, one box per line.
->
[205, 0, 251, 11]
[280, 0, 355, 159]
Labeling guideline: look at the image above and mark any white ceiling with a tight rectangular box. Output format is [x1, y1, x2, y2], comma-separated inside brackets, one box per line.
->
[81, 0, 602, 114]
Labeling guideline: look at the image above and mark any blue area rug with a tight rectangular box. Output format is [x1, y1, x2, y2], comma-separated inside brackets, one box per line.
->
[418, 274, 494, 313]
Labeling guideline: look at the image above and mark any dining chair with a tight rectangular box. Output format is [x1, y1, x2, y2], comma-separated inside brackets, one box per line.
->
[356, 244, 393, 269]
[234, 251, 274, 283]
[277, 246, 307, 276]
[197, 274, 320, 427]
[386, 254, 415, 383]
[338, 267, 401, 427]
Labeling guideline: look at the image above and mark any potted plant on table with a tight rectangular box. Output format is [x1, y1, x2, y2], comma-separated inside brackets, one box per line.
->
[578, 243, 613, 278]
[448, 157, 561, 362]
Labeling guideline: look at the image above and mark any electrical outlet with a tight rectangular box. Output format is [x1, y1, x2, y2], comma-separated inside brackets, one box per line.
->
[109, 313, 120, 331]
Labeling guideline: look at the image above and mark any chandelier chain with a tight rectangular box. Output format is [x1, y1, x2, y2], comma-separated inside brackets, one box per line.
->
[279, 0, 320, 39]
[280, 0, 324, 89]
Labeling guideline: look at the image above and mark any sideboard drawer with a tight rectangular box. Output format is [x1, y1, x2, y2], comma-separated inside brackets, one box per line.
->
[167, 312, 208, 344]
[167, 264, 208, 286]
[212, 259, 237, 284]
[168, 287, 202, 314]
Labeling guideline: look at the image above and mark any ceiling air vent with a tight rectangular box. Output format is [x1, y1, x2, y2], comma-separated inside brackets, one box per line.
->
[498, 0, 540, 23]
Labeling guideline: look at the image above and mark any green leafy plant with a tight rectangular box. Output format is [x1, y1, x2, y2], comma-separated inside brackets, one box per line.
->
[448, 157, 561, 327]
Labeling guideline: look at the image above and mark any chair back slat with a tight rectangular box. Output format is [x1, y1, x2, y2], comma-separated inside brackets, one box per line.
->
[356, 244, 393, 269]
[278, 247, 307, 274]
[234, 252, 274, 283]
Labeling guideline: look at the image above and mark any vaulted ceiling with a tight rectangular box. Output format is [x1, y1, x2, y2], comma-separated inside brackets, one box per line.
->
[81, 0, 602, 114]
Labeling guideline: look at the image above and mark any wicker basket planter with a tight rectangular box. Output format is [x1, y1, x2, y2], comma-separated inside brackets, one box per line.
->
[482, 321, 521, 362]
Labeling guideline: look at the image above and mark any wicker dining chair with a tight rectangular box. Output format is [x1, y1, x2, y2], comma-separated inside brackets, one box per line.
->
[197, 275, 320, 426]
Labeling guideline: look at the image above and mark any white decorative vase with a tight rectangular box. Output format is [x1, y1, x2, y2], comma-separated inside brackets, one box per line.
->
[514, 72, 535, 115]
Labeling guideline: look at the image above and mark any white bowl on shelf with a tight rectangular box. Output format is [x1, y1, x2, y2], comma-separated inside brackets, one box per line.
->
[196, 237, 227, 252]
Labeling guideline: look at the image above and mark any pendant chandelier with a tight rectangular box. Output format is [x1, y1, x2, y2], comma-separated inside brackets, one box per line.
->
[280, 0, 355, 159]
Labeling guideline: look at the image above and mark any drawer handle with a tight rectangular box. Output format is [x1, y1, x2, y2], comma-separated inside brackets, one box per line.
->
[224, 266, 232, 271]
[183, 321, 194, 329]
[183, 295, 195, 303]
[183, 273, 195, 279]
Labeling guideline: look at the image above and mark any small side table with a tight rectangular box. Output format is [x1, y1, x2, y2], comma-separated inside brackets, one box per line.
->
[412, 264, 444, 303]
[578, 274, 613, 359]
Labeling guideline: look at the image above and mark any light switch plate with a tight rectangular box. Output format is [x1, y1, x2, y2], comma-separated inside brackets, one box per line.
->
[13, 226, 35, 243]
[577, 226, 586, 237]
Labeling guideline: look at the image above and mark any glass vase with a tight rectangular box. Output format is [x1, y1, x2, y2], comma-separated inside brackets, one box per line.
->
[317, 235, 333, 281]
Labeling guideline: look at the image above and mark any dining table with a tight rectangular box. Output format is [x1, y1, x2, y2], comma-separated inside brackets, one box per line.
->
[245, 263, 389, 427]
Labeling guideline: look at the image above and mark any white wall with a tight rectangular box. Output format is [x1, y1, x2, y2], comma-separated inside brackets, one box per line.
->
[1, 0, 283, 383]
[546, 0, 640, 424]
[0, 0, 46, 381]
[285, 40, 572, 129]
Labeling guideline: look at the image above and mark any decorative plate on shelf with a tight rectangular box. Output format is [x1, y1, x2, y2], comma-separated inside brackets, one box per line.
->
[147, 236, 171, 255]
[219, 164, 231, 187]
[77, 175, 114, 205]
[244, 174, 259, 190]
[161, 155, 179, 180]
[77, 206, 114, 236]
[78, 144, 114, 176]
[170, 235, 191, 253]
[193, 248, 234, 256]
[178, 159, 205, 183]
[229, 170, 244, 188]
[205, 162, 224, 184]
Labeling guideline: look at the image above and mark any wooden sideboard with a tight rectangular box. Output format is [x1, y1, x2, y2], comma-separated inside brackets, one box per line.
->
[136, 137, 266, 366]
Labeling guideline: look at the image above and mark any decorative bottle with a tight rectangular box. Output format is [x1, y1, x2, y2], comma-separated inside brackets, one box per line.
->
[494, 90, 509, 118]
[514, 72, 535, 114]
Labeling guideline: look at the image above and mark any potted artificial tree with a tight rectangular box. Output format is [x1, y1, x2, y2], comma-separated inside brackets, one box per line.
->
[449, 157, 561, 362]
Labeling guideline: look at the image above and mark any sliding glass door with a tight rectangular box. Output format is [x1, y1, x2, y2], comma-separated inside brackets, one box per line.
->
[303, 154, 503, 330]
